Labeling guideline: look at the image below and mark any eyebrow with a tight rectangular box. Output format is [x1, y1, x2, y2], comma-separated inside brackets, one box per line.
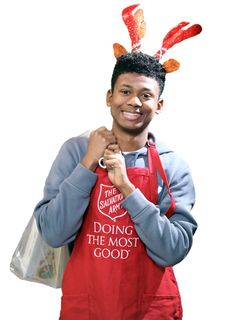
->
[120, 84, 153, 91]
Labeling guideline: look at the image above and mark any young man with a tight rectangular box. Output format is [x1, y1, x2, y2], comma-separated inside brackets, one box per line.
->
[34, 52, 197, 319]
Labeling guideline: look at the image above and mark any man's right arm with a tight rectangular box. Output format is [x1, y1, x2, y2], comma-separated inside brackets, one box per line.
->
[34, 137, 98, 248]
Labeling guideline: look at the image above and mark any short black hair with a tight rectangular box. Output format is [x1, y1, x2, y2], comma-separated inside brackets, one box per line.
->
[111, 52, 166, 97]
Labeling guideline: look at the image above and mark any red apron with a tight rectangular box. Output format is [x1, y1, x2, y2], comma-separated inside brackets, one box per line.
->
[59, 143, 182, 320]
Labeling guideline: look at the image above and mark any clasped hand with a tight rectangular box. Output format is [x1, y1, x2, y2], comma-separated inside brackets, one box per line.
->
[81, 127, 135, 197]
[103, 144, 135, 197]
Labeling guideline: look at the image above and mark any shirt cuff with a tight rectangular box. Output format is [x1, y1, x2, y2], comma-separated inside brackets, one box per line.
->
[66, 163, 97, 194]
[121, 188, 151, 219]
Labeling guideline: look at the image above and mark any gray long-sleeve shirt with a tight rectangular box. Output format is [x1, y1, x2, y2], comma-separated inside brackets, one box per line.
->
[34, 132, 197, 267]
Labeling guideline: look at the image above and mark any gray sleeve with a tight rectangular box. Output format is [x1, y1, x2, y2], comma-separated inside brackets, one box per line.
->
[34, 138, 97, 247]
[121, 152, 197, 267]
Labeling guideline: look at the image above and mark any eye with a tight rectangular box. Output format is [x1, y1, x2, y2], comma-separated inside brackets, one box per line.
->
[141, 93, 152, 100]
[120, 89, 130, 95]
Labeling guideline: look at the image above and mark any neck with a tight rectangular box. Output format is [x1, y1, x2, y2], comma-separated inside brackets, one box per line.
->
[112, 127, 148, 152]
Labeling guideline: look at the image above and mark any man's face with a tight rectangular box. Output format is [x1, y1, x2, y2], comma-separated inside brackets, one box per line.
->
[107, 73, 163, 135]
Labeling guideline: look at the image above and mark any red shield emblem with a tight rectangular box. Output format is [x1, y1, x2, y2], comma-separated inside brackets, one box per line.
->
[97, 184, 127, 221]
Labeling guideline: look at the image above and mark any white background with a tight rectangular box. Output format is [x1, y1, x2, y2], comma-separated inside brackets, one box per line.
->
[1, 0, 235, 319]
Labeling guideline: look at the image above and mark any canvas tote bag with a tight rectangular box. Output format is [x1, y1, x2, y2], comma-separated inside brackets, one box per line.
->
[10, 215, 70, 288]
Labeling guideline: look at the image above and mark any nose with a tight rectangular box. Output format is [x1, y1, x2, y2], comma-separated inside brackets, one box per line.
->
[127, 95, 142, 108]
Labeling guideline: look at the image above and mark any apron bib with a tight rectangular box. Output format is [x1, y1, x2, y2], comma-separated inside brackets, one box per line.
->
[59, 143, 182, 320]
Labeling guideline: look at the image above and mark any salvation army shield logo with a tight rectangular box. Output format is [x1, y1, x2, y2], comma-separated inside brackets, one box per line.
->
[97, 184, 127, 221]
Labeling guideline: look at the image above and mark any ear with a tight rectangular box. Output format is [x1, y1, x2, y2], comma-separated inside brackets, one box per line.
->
[156, 99, 164, 114]
[106, 89, 112, 107]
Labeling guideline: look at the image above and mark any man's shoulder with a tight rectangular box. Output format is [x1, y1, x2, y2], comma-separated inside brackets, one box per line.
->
[63, 131, 90, 150]
[153, 136, 190, 175]
[155, 139, 173, 156]
[56, 131, 90, 164]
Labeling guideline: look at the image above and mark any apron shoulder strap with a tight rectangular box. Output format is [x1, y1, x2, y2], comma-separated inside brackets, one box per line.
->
[147, 141, 176, 218]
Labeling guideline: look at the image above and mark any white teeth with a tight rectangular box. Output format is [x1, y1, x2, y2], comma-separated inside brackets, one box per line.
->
[123, 112, 141, 120]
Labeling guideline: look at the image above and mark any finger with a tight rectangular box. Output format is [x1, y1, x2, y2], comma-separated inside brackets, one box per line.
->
[103, 153, 124, 165]
[105, 155, 124, 168]
[103, 149, 115, 158]
[98, 129, 116, 145]
[105, 159, 117, 170]
[107, 144, 120, 153]
[106, 135, 117, 145]
[94, 127, 114, 138]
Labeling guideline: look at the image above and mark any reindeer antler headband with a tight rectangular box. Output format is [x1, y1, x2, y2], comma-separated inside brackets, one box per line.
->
[113, 4, 202, 73]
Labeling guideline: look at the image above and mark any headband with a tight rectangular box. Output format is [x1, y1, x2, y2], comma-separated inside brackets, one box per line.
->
[113, 4, 202, 73]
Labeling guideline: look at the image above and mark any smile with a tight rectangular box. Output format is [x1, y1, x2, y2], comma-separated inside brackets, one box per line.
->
[122, 111, 143, 121]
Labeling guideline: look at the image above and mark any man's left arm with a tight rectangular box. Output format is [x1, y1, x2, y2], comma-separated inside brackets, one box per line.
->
[121, 154, 197, 267]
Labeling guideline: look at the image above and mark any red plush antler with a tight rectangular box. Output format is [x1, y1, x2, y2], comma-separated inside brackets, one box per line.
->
[122, 4, 146, 52]
[113, 4, 202, 72]
[154, 22, 202, 59]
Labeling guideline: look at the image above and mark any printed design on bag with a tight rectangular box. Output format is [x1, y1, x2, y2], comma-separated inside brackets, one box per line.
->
[37, 247, 55, 280]
[97, 184, 127, 221]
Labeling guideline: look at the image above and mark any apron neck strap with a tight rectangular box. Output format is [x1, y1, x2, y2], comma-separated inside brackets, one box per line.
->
[147, 141, 176, 218]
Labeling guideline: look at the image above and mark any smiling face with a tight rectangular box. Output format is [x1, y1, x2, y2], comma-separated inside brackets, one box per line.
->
[107, 72, 163, 136]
